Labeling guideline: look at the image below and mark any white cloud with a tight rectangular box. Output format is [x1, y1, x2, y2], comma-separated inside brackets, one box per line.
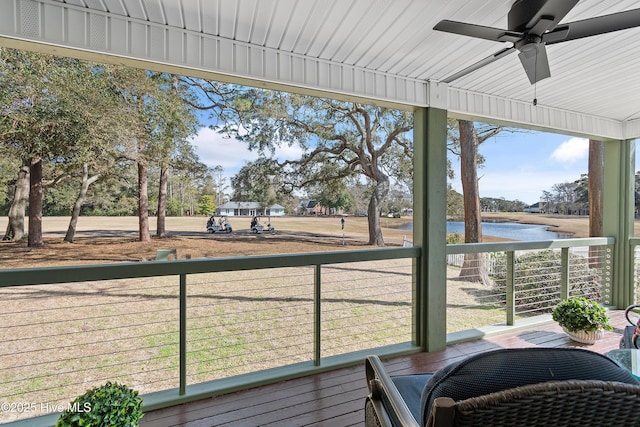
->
[550, 137, 588, 165]
[189, 127, 305, 177]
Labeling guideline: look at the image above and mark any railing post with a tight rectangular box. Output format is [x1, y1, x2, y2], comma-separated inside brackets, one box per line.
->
[560, 248, 570, 300]
[179, 273, 187, 395]
[314, 264, 321, 366]
[506, 251, 515, 326]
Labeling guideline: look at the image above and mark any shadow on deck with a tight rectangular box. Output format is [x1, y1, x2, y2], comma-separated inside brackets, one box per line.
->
[142, 310, 629, 426]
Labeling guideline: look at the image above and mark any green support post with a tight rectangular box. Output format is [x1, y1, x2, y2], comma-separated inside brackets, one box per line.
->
[413, 106, 448, 351]
[314, 264, 321, 366]
[602, 139, 636, 307]
[560, 247, 570, 300]
[179, 274, 187, 395]
[506, 251, 515, 326]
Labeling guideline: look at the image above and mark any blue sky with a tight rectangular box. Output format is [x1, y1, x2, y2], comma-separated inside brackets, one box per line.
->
[458, 133, 640, 205]
[191, 125, 636, 206]
[452, 131, 592, 205]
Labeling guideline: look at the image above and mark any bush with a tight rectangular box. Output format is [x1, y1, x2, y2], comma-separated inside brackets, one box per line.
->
[446, 232, 464, 244]
[56, 382, 143, 427]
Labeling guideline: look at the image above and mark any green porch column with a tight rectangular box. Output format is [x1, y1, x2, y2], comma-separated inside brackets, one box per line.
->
[602, 138, 635, 307]
[413, 106, 448, 351]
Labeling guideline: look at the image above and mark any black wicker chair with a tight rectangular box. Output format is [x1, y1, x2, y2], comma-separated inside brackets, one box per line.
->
[365, 348, 640, 427]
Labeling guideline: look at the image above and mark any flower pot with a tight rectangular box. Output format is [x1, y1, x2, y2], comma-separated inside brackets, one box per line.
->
[562, 327, 604, 345]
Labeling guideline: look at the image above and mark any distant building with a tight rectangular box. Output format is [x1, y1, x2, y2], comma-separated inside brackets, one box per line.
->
[217, 201, 285, 216]
[297, 200, 323, 215]
[523, 202, 546, 213]
[269, 204, 285, 216]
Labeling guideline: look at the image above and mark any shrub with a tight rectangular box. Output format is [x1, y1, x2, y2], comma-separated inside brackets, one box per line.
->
[56, 382, 143, 427]
[446, 232, 464, 244]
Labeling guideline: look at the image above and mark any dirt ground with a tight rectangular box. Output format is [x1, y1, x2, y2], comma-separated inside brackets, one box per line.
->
[1, 212, 631, 269]
[0, 215, 413, 268]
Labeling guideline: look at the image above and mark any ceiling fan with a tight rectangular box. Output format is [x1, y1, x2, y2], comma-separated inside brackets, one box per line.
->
[433, 0, 640, 84]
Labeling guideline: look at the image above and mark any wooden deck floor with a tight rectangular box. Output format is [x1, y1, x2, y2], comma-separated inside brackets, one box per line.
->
[142, 310, 630, 427]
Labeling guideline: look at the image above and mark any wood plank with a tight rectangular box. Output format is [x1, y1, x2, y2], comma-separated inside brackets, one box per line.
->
[141, 310, 630, 427]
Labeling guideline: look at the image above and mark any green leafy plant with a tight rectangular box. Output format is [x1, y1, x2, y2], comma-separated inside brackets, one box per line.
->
[56, 381, 143, 427]
[446, 232, 464, 244]
[552, 297, 612, 333]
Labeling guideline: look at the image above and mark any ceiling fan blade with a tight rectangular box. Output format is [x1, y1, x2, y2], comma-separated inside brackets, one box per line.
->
[509, 0, 578, 33]
[542, 25, 570, 44]
[544, 8, 640, 45]
[441, 47, 515, 83]
[434, 20, 522, 43]
[518, 44, 551, 84]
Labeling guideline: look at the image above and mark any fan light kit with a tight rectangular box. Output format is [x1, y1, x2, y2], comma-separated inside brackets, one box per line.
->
[434, 0, 640, 85]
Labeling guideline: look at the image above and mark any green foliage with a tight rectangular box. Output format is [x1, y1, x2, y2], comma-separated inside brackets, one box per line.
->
[446, 185, 464, 218]
[231, 158, 283, 208]
[56, 382, 143, 427]
[312, 179, 355, 215]
[166, 198, 186, 216]
[197, 194, 216, 215]
[490, 250, 602, 312]
[446, 233, 464, 244]
[447, 233, 464, 245]
[479, 196, 527, 212]
[552, 297, 612, 332]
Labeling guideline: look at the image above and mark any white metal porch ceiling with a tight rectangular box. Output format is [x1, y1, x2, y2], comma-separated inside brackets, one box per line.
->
[1, 0, 640, 139]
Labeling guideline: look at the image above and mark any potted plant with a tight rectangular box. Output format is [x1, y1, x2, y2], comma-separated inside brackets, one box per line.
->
[56, 381, 143, 427]
[552, 297, 612, 344]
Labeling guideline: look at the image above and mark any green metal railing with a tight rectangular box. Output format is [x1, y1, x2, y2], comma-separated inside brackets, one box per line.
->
[0, 247, 419, 426]
[630, 237, 640, 300]
[446, 237, 614, 334]
[0, 237, 620, 426]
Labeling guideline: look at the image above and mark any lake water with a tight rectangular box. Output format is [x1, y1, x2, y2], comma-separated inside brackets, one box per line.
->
[397, 221, 570, 241]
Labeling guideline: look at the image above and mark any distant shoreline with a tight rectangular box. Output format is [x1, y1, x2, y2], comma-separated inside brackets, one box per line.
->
[479, 212, 640, 239]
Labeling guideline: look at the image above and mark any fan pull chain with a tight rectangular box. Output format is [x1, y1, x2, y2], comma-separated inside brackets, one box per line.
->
[533, 45, 538, 106]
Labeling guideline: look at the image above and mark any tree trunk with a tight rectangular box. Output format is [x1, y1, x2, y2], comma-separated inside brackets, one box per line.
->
[588, 140, 604, 267]
[28, 157, 44, 248]
[64, 164, 99, 243]
[458, 120, 489, 285]
[367, 177, 389, 246]
[156, 165, 169, 237]
[3, 165, 30, 241]
[138, 160, 151, 242]
[178, 184, 185, 216]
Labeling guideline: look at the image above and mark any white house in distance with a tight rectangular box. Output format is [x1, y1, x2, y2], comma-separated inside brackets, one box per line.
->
[217, 201, 285, 216]
[523, 202, 546, 214]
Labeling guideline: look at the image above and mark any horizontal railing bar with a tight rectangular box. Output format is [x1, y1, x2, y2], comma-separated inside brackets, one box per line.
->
[0, 247, 420, 287]
[447, 237, 613, 255]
